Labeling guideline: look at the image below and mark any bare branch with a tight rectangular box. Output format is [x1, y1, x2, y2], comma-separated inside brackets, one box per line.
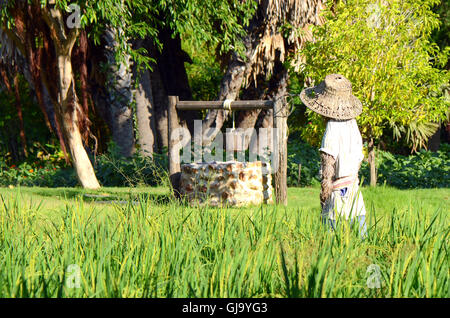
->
[66, 28, 80, 52]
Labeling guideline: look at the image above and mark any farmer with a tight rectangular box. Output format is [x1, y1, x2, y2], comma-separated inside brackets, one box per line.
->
[300, 74, 367, 238]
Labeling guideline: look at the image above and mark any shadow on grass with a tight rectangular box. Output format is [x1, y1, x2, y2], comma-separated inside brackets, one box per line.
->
[26, 188, 173, 206]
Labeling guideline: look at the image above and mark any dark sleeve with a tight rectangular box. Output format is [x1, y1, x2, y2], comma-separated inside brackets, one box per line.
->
[320, 151, 336, 209]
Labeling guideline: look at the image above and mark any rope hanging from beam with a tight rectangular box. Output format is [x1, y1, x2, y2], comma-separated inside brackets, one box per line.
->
[223, 99, 235, 131]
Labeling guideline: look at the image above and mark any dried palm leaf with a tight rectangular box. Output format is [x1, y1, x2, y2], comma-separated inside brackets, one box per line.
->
[243, 0, 326, 87]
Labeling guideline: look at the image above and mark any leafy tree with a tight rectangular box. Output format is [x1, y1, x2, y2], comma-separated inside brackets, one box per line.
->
[431, 0, 449, 68]
[299, 0, 449, 186]
[1, 0, 262, 183]
[1, 0, 156, 188]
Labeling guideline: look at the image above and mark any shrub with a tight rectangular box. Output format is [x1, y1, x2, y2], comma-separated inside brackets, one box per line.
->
[287, 140, 321, 187]
[359, 143, 450, 188]
[0, 160, 76, 188]
[0, 142, 169, 188]
[286, 138, 450, 189]
[94, 143, 169, 187]
[1, 138, 448, 189]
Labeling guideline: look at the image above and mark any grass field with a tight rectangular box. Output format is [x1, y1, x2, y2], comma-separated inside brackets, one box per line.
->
[0, 186, 448, 298]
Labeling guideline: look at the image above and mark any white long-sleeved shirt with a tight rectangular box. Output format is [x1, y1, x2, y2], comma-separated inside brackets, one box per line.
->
[319, 119, 364, 179]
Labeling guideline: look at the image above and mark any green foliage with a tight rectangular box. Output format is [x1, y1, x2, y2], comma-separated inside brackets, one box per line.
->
[431, 0, 450, 64]
[183, 40, 223, 102]
[0, 187, 447, 297]
[286, 74, 310, 135]
[298, 0, 450, 151]
[360, 143, 450, 188]
[393, 116, 448, 152]
[0, 76, 52, 163]
[157, 0, 257, 56]
[286, 137, 450, 189]
[2, 137, 448, 189]
[0, 142, 74, 187]
[0, 141, 169, 188]
[0, 158, 75, 188]
[287, 138, 321, 187]
[0, 1, 158, 68]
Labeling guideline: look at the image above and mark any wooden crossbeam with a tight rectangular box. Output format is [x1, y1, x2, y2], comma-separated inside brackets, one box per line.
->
[176, 100, 273, 111]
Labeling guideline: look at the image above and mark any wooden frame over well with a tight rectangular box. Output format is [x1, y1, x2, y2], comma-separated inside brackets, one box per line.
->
[167, 96, 288, 205]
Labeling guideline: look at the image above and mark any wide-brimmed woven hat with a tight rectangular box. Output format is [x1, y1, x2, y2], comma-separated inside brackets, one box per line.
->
[300, 74, 362, 120]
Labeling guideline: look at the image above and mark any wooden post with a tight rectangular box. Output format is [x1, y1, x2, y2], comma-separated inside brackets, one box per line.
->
[298, 164, 302, 187]
[273, 98, 288, 205]
[168, 96, 181, 197]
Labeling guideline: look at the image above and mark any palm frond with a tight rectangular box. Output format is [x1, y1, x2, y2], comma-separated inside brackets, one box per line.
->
[243, 0, 325, 87]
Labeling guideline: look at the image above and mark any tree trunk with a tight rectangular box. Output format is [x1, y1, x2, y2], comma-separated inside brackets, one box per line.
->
[55, 53, 100, 189]
[149, 62, 169, 153]
[200, 5, 283, 147]
[235, 80, 264, 150]
[41, 3, 100, 188]
[3, 8, 68, 159]
[134, 67, 156, 157]
[168, 96, 181, 196]
[368, 138, 377, 187]
[102, 28, 135, 157]
[154, 28, 198, 136]
[237, 56, 289, 152]
[5, 3, 99, 187]
[201, 40, 255, 145]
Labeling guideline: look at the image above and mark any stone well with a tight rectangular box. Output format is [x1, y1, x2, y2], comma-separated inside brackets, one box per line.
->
[179, 161, 273, 207]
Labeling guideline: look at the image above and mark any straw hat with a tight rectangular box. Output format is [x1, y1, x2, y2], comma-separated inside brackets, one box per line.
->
[300, 74, 362, 120]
